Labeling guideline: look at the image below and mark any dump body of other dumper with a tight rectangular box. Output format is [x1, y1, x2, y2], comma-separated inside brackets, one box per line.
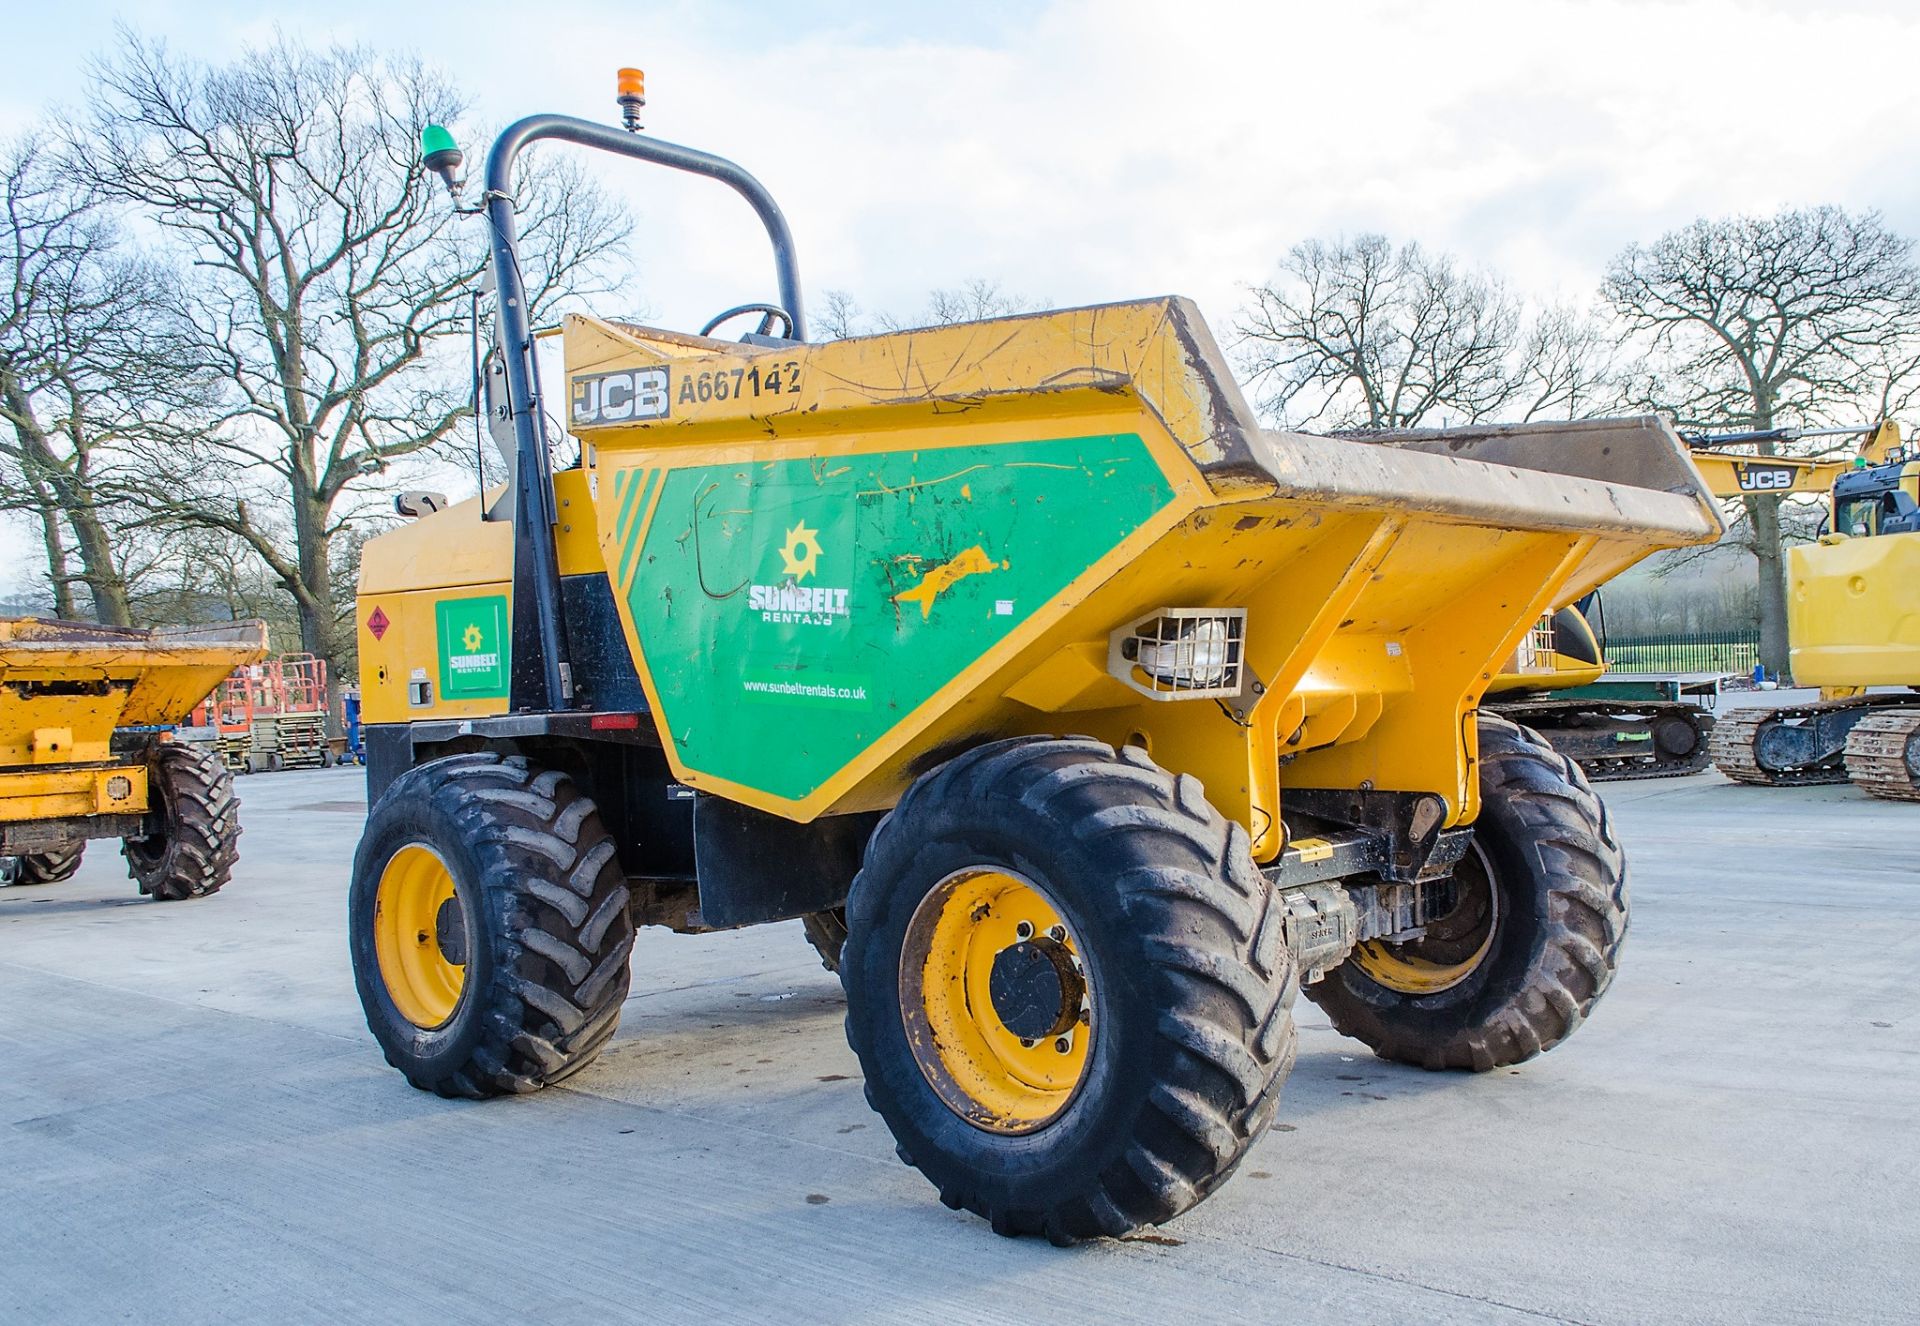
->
[0, 618, 267, 868]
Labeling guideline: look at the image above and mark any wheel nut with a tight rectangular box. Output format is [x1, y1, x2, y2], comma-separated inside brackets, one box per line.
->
[1015, 920, 1034, 940]
[1047, 924, 1066, 942]
[1020, 1037, 1036, 1049]
[1054, 1036, 1073, 1054]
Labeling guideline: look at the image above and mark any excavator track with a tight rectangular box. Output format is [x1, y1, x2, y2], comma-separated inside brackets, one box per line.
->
[1489, 700, 1714, 781]
[1843, 708, 1920, 801]
[1707, 695, 1916, 787]
[1709, 708, 1846, 786]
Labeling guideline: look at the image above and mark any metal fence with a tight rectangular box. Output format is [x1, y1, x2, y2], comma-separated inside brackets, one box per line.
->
[1602, 630, 1761, 676]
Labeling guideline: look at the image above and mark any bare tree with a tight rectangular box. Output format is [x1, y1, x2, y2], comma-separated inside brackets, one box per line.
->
[814, 290, 868, 340]
[810, 279, 1035, 340]
[1236, 234, 1526, 430]
[72, 33, 629, 681]
[0, 134, 198, 623]
[1605, 206, 1920, 676]
[876, 278, 1032, 332]
[1513, 304, 1622, 422]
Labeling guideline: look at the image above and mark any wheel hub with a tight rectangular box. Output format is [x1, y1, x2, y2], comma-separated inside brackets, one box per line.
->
[899, 869, 1095, 1133]
[372, 843, 467, 1028]
[1351, 840, 1500, 995]
[435, 895, 468, 966]
[988, 937, 1084, 1041]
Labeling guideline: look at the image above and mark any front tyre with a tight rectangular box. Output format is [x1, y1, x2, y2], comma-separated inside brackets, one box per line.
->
[123, 743, 240, 900]
[1308, 715, 1627, 1070]
[349, 754, 635, 1099]
[843, 738, 1298, 1243]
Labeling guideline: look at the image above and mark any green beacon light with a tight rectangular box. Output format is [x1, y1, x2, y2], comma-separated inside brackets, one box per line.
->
[420, 124, 464, 197]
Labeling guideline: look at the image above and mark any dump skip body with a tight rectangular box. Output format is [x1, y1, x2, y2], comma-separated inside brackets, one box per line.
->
[0, 617, 267, 853]
[0, 619, 270, 764]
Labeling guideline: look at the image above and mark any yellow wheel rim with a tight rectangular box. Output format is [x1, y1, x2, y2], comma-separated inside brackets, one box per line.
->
[373, 843, 466, 1028]
[901, 868, 1093, 1134]
[1351, 841, 1500, 995]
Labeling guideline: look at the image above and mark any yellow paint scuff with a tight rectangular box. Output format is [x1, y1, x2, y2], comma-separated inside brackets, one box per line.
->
[894, 546, 999, 619]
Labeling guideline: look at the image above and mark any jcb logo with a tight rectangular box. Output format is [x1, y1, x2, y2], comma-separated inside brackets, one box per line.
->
[571, 368, 670, 426]
[1734, 463, 1796, 492]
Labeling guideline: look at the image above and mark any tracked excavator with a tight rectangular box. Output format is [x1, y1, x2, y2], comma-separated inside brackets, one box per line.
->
[1484, 424, 1904, 784]
[1702, 421, 1920, 798]
[1484, 598, 1715, 779]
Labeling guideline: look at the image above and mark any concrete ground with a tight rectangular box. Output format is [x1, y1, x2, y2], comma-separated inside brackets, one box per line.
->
[3, 760, 1915, 1325]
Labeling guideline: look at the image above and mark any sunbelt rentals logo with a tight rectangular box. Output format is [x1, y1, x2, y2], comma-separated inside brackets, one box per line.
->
[748, 520, 850, 626]
[436, 595, 509, 698]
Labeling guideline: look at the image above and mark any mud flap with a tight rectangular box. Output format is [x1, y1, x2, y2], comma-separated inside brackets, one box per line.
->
[691, 795, 879, 928]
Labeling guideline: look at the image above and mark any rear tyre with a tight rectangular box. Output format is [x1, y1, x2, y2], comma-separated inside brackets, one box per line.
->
[1308, 715, 1627, 1070]
[10, 843, 86, 885]
[349, 753, 635, 1099]
[843, 738, 1298, 1243]
[802, 908, 848, 972]
[123, 744, 240, 900]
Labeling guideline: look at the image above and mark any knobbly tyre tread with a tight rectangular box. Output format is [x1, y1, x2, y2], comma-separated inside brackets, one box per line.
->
[1309, 715, 1627, 1071]
[350, 753, 635, 1099]
[10, 843, 85, 885]
[842, 737, 1298, 1243]
[801, 908, 849, 972]
[1843, 708, 1920, 802]
[122, 743, 241, 900]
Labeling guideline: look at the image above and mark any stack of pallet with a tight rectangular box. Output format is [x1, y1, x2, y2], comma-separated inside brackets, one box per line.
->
[250, 654, 330, 770]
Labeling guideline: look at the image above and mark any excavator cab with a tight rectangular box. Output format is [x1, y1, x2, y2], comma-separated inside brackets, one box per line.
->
[1832, 455, 1920, 537]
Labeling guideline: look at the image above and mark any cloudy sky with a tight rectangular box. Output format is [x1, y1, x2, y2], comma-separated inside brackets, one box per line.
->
[5, 0, 1919, 594]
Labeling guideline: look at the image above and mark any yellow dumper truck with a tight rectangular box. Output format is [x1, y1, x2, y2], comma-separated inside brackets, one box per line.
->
[0, 618, 266, 895]
[345, 88, 1723, 1242]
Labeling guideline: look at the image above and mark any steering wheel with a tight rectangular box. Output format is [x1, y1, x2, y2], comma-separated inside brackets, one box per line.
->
[700, 302, 796, 341]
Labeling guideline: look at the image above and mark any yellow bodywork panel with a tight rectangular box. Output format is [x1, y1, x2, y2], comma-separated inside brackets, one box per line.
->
[0, 619, 268, 771]
[0, 765, 149, 823]
[1690, 452, 1852, 500]
[358, 469, 602, 724]
[356, 297, 1721, 857]
[1789, 531, 1920, 689]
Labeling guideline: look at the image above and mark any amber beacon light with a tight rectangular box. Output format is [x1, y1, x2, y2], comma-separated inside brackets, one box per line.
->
[617, 68, 646, 131]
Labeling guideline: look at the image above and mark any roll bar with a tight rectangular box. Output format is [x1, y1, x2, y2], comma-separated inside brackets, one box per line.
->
[478, 114, 805, 712]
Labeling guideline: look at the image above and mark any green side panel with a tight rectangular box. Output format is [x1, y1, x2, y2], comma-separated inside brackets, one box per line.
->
[1559, 679, 1682, 703]
[436, 594, 510, 699]
[623, 433, 1174, 801]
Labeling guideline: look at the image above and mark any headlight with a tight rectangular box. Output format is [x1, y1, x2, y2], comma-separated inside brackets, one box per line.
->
[1109, 608, 1247, 699]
